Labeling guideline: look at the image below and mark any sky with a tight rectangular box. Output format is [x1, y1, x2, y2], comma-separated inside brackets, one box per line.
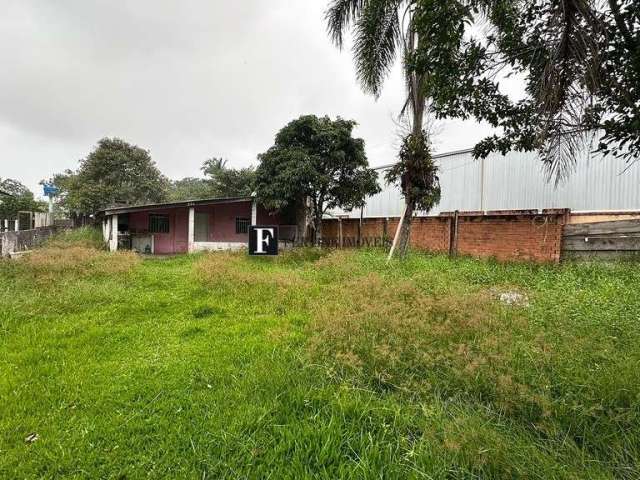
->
[0, 1, 514, 198]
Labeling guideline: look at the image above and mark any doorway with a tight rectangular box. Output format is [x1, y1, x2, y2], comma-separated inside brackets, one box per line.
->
[194, 212, 210, 242]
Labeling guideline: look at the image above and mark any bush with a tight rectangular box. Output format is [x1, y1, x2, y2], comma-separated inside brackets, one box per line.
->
[46, 226, 105, 249]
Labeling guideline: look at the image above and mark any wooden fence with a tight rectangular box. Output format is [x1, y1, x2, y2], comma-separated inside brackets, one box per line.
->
[562, 219, 640, 259]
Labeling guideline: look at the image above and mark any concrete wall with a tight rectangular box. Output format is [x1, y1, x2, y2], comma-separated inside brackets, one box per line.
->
[194, 201, 253, 243]
[0, 227, 57, 257]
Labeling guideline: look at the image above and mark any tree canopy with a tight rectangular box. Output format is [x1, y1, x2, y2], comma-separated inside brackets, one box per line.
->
[167, 177, 214, 202]
[53, 138, 169, 214]
[168, 158, 256, 201]
[201, 158, 255, 198]
[408, 0, 640, 180]
[0, 178, 45, 220]
[255, 115, 380, 244]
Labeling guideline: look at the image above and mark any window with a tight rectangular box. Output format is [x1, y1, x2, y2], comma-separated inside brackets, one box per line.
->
[235, 217, 250, 234]
[149, 214, 170, 233]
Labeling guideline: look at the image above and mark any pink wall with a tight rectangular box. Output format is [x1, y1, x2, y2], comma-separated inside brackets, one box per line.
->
[194, 201, 252, 242]
[123, 201, 287, 254]
[129, 208, 188, 254]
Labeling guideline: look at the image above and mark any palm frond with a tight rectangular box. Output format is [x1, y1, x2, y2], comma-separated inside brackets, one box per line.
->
[325, 0, 367, 49]
[353, 0, 402, 96]
[535, 0, 603, 182]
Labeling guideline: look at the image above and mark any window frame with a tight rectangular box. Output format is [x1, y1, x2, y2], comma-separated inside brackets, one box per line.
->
[149, 214, 170, 234]
[235, 217, 250, 234]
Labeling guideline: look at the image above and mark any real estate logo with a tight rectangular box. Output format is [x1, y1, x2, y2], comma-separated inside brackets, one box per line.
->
[249, 226, 278, 256]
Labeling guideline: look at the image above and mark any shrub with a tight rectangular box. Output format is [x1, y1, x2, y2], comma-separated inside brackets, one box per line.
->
[46, 226, 105, 250]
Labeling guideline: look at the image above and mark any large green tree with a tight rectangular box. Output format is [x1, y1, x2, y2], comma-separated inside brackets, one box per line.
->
[201, 158, 255, 198]
[53, 138, 169, 214]
[0, 179, 45, 220]
[409, 0, 640, 180]
[168, 177, 215, 201]
[255, 115, 380, 246]
[168, 158, 256, 201]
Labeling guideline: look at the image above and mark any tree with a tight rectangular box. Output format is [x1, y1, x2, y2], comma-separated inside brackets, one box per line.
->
[255, 115, 380, 246]
[53, 138, 169, 214]
[168, 177, 215, 201]
[326, 0, 442, 257]
[201, 158, 256, 198]
[409, 0, 640, 181]
[0, 179, 45, 220]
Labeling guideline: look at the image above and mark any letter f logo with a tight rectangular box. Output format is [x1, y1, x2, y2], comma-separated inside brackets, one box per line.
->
[255, 228, 274, 254]
[249, 225, 279, 255]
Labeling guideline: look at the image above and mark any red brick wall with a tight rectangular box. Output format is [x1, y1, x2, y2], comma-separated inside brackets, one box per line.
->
[409, 217, 450, 252]
[323, 211, 566, 263]
[455, 215, 564, 262]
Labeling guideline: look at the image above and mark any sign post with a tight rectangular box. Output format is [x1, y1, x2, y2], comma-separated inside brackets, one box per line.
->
[42, 184, 59, 214]
[249, 225, 279, 256]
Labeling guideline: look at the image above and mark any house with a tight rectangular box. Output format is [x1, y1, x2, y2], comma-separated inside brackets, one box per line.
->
[101, 196, 294, 254]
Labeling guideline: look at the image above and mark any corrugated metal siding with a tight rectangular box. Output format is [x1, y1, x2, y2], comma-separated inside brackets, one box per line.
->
[329, 149, 640, 218]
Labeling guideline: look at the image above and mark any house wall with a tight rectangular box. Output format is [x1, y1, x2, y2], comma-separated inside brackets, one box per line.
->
[120, 202, 285, 254]
[194, 201, 252, 243]
[129, 208, 188, 254]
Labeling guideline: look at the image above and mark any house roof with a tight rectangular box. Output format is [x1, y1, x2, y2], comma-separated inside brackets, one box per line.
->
[102, 196, 253, 215]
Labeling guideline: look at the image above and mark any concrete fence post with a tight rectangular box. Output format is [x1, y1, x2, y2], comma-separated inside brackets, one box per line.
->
[188, 207, 195, 253]
[109, 215, 118, 252]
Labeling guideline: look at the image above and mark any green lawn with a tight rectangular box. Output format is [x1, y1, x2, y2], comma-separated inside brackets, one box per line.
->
[1, 233, 640, 479]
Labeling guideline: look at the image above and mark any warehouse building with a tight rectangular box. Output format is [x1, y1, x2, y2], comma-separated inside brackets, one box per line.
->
[328, 147, 640, 222]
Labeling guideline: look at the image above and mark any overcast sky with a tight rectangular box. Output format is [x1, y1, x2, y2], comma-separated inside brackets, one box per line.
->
[1, 1, 510, 198]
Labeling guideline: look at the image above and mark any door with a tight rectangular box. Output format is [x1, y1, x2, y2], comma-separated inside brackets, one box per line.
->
[195, 212, 210, 242]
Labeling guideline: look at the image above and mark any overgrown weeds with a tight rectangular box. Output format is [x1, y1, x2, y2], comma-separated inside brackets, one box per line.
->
[2, 227, 139, 283]
[46, 226, 105, 249]
[19, 246, 139, 280]
[2, 242, 638, 478]
[193, 248, 640, 475]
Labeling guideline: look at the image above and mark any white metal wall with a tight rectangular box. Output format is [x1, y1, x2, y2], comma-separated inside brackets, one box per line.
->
[328, 149, 640, 218]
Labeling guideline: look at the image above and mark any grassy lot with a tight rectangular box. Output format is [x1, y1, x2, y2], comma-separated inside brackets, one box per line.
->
[1, 229, 639, 479]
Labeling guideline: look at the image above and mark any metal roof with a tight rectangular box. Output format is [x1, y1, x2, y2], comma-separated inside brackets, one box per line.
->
[103, 196, 252, 215]
[370, 147, 475, 171]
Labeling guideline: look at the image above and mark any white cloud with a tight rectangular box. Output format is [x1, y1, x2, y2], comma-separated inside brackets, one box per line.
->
[0, 0, 505, 197]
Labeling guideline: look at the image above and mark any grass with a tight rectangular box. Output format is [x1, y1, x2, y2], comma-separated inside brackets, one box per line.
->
[1, 235, 639, 478]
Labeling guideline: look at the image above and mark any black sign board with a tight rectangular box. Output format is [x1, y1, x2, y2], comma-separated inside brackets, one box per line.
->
[249, 225, 278, 256]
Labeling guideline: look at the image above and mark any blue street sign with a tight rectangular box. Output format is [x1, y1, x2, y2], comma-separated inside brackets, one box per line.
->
[43, 184, 58, 196]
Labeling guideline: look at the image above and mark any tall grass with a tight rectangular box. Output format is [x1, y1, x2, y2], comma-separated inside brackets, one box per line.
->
[45, 226, 105, 249]
[1, 242, 639, 478]
[194, 249, 640, 477]
[1, 226, 139, 283]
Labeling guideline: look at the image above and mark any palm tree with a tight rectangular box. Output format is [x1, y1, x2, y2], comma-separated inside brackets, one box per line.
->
[326, 0, 428, 257]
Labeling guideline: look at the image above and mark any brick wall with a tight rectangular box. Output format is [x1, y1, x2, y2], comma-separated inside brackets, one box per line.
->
[323, 210, 568, 263]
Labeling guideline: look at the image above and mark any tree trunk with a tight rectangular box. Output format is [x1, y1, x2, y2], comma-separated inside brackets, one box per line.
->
[295, 198, 308, 246]
[388, 17, 425, 260]
[397, 201, 414, 257]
